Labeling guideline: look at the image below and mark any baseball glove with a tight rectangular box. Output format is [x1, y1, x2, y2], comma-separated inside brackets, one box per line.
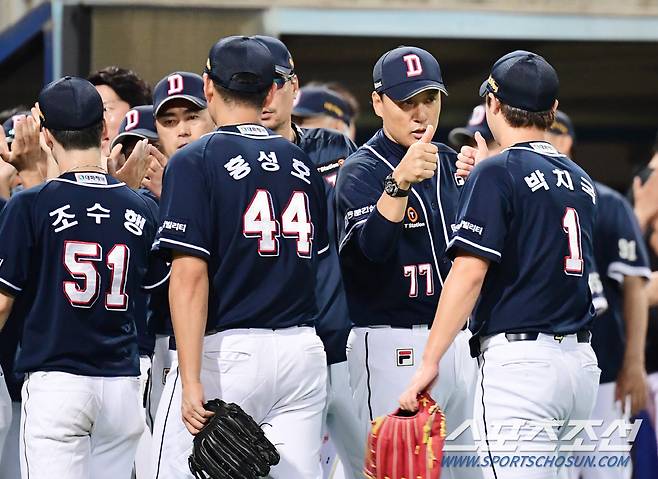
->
[365, 393, 446, 479]
[188, 399, 280, 479]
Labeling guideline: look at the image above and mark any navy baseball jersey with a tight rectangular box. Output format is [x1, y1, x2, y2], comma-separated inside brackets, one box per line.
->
[447, 141, 597, 336]
[0, 173, 166, 377]
[591, 182, 650, 384]
[335, 129, 462, 327]
[294, 124, 357, 364]
[153, 124, 329, 331]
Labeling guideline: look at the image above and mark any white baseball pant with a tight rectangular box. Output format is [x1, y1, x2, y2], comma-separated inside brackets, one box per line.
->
[151, 326, 327, 479]
[347, 327, 482, 479]
[20, 371, 144, 479]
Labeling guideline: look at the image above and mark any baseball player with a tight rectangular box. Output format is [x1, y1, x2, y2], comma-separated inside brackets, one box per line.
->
[150, 36, 329, 479]
[547, 111, 651, 479]
[253, 35, 363, 478]
[144, 72, 215, 432]
[292, 85, 355, 138]
[335, 45, 479, 479]
[0, 76, 167, 479]
[88, 66, 152, 157]
[399, 51, 600, 479]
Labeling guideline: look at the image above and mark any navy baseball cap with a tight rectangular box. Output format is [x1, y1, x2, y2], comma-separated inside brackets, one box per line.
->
[2, 111, 30, 145]
[38, 76, 104, 130]
[153, 72, 206, 117]
[448, 104, 494, 148]
[549, 110, 576, 140]
[252, 35, 295, 76]
[292, 86, 354, 125]
[373, 46, 447, 101]
[111, 105, 158, 150]
[205, 36, 275, 93]
[479, 50, 559, 112]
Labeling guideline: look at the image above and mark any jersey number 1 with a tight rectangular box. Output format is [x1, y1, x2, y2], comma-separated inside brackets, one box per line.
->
[562, 207, 584, 276]
[63, 241, 130, 310]
[243, 189, 314, 258]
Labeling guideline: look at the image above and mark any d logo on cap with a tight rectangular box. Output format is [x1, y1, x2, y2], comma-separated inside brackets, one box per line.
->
[403, 54, 423, 78]
[125, 110, 140, 131]
[167, 74, 184, 95]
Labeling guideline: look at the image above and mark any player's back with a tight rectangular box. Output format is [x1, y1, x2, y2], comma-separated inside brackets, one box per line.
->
[453, 141, 597, 336]
[155, 124, 328, 331]
[0, 173, 160, 377]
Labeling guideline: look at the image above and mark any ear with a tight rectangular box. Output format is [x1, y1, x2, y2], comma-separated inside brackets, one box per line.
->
[488, 94, 502, 114]
[552, 99, 559, 112]
[262, 83, 277, 110]
[42, 128, 55, 151]
[202, 73, 214, 103]
[371, 91, 384, 119]
[101, 119, 108, 142]
[291, 74, 300, 100]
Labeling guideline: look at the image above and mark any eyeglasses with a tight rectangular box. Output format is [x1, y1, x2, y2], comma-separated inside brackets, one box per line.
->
[273, 72, 294, 90]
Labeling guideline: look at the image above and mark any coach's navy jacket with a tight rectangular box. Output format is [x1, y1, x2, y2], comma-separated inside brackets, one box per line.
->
[335, 129, 462, 328]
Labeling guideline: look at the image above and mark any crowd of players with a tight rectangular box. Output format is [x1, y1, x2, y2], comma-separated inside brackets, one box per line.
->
[0, 33, 656, 479]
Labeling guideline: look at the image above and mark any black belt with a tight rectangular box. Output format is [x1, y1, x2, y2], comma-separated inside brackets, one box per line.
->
[505, 331, 591, 343]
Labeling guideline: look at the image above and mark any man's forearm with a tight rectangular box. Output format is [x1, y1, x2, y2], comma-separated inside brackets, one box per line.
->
[170, 254, 209, 385]
[623, 275, 648, 366]
[422, 253, 488, 366]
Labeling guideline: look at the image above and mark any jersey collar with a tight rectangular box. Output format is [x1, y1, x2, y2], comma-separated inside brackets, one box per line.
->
[369, 129, 407, 165]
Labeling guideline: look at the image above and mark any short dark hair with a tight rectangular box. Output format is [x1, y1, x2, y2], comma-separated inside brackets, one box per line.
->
[487, 95, 555, 130]
[49, 121, 104, 151]
[88, 66, 152, 107]
[212, 74, 270, 109]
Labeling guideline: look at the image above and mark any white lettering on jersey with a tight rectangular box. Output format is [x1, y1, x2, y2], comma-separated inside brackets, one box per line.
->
[580, 177, 596, 205]
[86, 203, 111, 224]
[49, 205, 78, 233]
[552, 169, 574, 190]
[290, 158, 311, 185]
[524, 170, 549, 192]
[124, 209, 145, 236]
[224, 155, 251, 180]
[257, 151, 280, 172]
[162, 220, 187, 233]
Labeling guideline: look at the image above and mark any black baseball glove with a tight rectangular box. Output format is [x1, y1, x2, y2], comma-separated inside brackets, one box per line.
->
[188, 399, 280, 479]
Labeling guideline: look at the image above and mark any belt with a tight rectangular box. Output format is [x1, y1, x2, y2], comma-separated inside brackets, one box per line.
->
[505, 331, 591, 343]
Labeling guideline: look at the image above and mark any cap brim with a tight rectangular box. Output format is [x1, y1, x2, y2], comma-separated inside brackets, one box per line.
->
[383, 80, 448, 101]
[111, 130, 158, 150]
[154, 95, 207, 117]
[291, 106, 323, 118]
[448, 126, 493, 148]
[275, 65, 293, 76]
[479, 79, 490, 97]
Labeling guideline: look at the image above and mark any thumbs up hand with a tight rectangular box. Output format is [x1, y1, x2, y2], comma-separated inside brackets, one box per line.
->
[391, 124, 438, 190]
[456, 131, 491, 179]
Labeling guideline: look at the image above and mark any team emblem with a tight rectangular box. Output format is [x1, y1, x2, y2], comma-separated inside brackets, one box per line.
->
[396, 348, 414, 366]
[402, 54, 423, 77]
[407, 207, 418, 223]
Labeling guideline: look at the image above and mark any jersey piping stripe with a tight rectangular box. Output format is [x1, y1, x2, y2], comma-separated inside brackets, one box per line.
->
[48, 178, 127, 188]
[0, 276, 22, 292]
[480, 353, 499, 479]
[201, 130, 282, 140]
[433, 152, 451, 248]
[155, 238, 211, 256]
[143, 269, 171, 290]
[607, 262, 652, 284]
[365, 331, 374, 421]
[318, 244, 330, 255]
[22, 374, 31, 479]
[447, 236, 502, 258]
[155, 367, 179, 478]
[363, 144, 446, 288]
[338, 218, 368, 252]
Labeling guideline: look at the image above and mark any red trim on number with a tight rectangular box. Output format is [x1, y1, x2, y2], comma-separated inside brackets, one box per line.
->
[105, 244, 130, 311]
[243, 189, 281, 257]
[62, 240, 102, 308]
[562, 207, 584, 276]
[281, 191, 314, 259]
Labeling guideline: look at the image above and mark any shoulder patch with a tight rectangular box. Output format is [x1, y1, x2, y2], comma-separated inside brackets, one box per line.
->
[237, 125, 268, 136]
